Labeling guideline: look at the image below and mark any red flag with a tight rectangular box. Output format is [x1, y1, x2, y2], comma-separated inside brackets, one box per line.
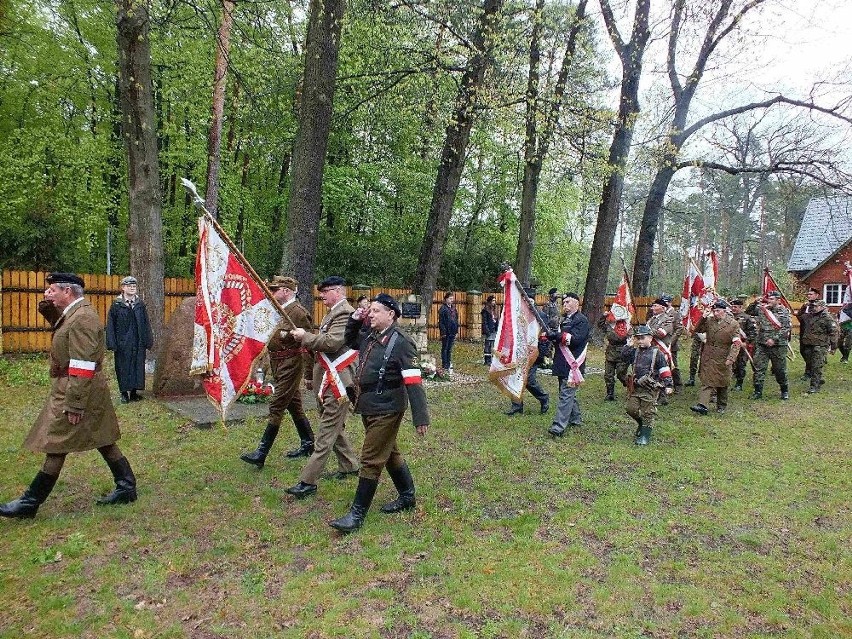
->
[190, 216, 284, 416]
[762, 267, 793, 311]
[679, 260, 704, 331]
[607, 268, 634, 324]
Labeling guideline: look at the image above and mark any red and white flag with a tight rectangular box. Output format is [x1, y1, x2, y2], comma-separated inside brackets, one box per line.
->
[762, 267, 793, 311]
[488, 269, 541, 403]
[190, 215, 284, 416]
[607, 268, 634, 323]
[699, 250, 719, 306]
[679, 259, 705, 331]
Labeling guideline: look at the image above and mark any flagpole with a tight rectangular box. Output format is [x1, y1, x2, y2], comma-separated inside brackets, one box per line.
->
[182, 179, 300, 330]
[619, 254, 635, 307]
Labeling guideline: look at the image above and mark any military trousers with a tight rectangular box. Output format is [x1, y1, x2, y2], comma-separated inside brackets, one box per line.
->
[807, 345, 828, 389]
[752, 343, 788, 388]
[689, 339, 702, 378]
[699, 384, 728, 410]
[626, 390, 658, 428]
[603, 359, 628, 387]
[298, 391, 359, 484]
[840, 329, 852, 361]
[552, 377, 581, 428]
[733, 349, 749, 384]
[267, 364, 307, 428]
[358, 412, 405, 481]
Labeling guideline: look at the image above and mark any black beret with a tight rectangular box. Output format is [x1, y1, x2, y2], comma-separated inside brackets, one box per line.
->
[660, 294, 673, 304]
[374, 293, 401, 318]
[729, 298, 745, 306]
[548, 287, 558, 296]
[767, 291, 782, 299]
[712, 299, 729, 309]
[564, 292, 580, 301]
[46, 272, 84, 288]
[317, 275, 346, 290]
[652, 298, 667, 307]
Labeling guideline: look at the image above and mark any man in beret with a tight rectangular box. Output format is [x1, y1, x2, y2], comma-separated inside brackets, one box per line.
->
[285, 276, 360, 499]
[106, 275, 153, 403]
[751, 290, 792, 400]
[330, 293, 430, 532]
[689, 300, 741, 415]
[546, 292, 589, 436]
[795, 287, 821, 381]
[1, 273, 137, 518]
[621, 324, 673, 444]
[729, 298, 757, 391]
[646, 298, 675, 404]
[240, 276, 316, 468]
[800, 298, 839, 394]
[661, 294, 685, 392]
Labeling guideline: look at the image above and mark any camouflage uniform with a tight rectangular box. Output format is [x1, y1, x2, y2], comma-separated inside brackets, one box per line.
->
[621, 341, 672, 445]
[731, 308, 757, 389]
[597, 315, 630, 400]
[801, 305, 840, 393]
[751, 301, 792, 397]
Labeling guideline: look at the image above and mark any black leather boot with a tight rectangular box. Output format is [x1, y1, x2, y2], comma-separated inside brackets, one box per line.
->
[750, 384, 763, 400]
[97, 457, 137, 505]
[0, 471, 58, 519]
[539, 396, 550, 414]
[285, 481, 317, 498]
[689, 403, 708, 416]
[241, 423, 280, 468]
[780, 384, 789, 400]
[505, 403, 523, 416]
[381, 463, 416, 513]
[635, 425, 652, 446]
[605, 383, 615, 401]
[286, 417, 315, 458]
[330, 477, 378, 533]
[120, 391, 130, 404]
[685, 376, 695, 387]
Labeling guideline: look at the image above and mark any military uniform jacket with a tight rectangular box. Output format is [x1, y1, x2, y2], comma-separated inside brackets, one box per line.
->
[796, 302, 816, 338]
[106, 295, 153, 391]
[24, 299, 120, 454]
[301, 300, 357, 394]
[620, 344, 673, 397]
[550, 311, 590, 378]
[695, 314, 741, 386]
[666, 306, 685, 349]
[597, 315, 630, 362]
[647, 311, 675, 346]
[733, 310, 757, 344]
[755, 304, 792, 346]
[268, 300, 313, 385]
[801, 309, 840, 348]
[345, 318, 430, 426]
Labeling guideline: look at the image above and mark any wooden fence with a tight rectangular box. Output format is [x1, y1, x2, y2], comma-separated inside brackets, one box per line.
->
[1, 269, 664, 354]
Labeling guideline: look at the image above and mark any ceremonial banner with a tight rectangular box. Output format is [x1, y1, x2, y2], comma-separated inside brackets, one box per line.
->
[699, 250, 719, 306]
[190, 215, 283, 416]
[607, 268, 634, 326]
[489, 269, 541, 403]
[762, 267, 793, 311]
[679, 259, 705, 331]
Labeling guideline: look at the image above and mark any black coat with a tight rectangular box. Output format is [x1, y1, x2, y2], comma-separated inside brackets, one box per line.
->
[549, 311, 590, 378]
[106, 297, 153, 391]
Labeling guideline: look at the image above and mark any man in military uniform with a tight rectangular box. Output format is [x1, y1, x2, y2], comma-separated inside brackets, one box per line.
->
[801, 299, 840, 394]
[689, 300, 742, 415]
[597, 305, 630, 401]
[328, 294, 430, 533]
[685, 329, 703, 387]
[751, 291, 792, 400]
[240, 276, 315, 469]
[730, 298, 757, 391]
[646, 298, 674, 404]
[662, 294, 685, 392]
[621, 324, 673, 446]
[1, 273, 137, 519]
[795, 287, 821, 381]
[542, 288, 561, 330]
[286, 276, 360, 499]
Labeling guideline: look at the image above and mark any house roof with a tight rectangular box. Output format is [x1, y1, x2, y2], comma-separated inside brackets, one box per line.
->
[787, 196, 852, 272]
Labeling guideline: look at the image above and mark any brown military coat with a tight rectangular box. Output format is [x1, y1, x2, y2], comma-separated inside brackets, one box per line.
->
[24, 299, 120, 454]
[695, 313, 741, 388]
[301, 300, 357, 396]
[266, 300, 313, 426]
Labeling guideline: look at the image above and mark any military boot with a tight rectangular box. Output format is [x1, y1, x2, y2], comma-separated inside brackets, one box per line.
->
[97, 457, 137, 505]
[504, 403, 523, 416]
[330, 477, 378, 533]
[749, 384, 763, 400]
[605, 383, 615, 401]
[287, 417, 315, 458]
[780, 384, 789, 400]
[381, 463, 416, 513]
[633, 418, 642, 439]
[0, 472, 58, 519]
[635, 425, 652, 446]
[732, 380, 743, 391]
[684, 376, 696, 387]
[240, 423, 280, 468]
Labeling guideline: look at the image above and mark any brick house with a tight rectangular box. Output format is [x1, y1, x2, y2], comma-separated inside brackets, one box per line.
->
[787, 196, 852, 311]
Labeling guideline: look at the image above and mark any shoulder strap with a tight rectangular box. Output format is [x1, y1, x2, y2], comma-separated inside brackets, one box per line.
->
[375, 330, 400, 395]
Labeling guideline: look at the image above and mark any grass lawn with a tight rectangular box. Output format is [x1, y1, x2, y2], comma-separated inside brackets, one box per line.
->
[0, 341, 850, 638]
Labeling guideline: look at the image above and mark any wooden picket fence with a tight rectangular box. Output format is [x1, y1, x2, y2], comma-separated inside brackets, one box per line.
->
[1, 269, 661, 354]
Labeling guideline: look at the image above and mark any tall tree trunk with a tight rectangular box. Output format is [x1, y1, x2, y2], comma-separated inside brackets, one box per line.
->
[515, 0, 587, 285]
[115, 0, 165, 354]
[582, 0, 650, 327]
[632, 164, 675, 295]
[280, 0, 346, 306]
[204, 0, 235, 219]
[412, 0, 504, 308]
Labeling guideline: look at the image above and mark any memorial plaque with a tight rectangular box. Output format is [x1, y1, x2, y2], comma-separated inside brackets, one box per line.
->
[401, 302, 422, 318]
